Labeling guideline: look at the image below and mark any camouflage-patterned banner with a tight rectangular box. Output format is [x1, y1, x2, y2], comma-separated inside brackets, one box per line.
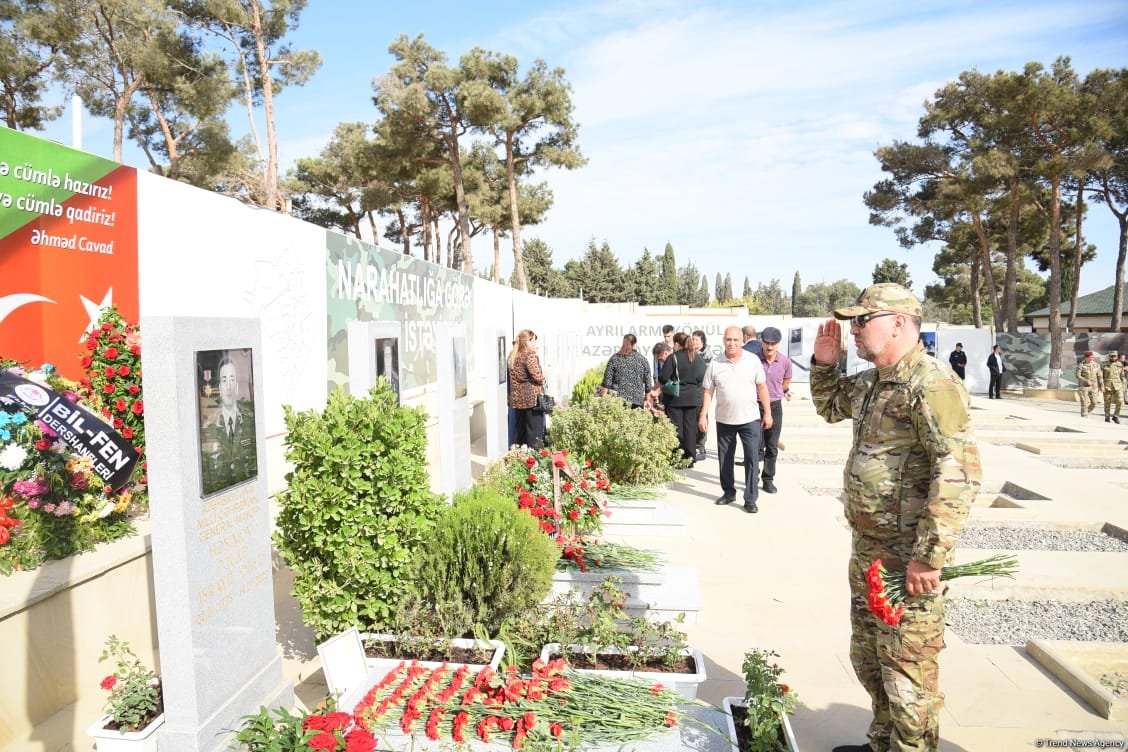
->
[325, 233, 475, 393]
[996, 332, 1128, 389]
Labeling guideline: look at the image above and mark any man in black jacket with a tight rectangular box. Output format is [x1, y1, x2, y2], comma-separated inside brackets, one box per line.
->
[986, 344, 1006, 399]
[948, 343, 967, 380]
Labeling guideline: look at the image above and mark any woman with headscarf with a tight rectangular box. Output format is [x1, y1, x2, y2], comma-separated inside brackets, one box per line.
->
[507, 329, 547, 448]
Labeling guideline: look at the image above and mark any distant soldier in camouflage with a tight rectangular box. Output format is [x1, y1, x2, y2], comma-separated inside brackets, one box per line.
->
[1103, 350, 1124, 424]
[1075, 351, 1103, 418]
[810, 283, 982, 752]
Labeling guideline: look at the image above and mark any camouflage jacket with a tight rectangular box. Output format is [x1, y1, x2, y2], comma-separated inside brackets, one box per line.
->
[1076, 360, 1103, 390]
[810, 345, 982, 569]
[1103, 360, 1126, 391]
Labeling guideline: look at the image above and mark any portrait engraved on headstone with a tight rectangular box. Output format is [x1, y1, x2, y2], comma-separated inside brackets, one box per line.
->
[453, 336, 468, 399]
[497, 335, 508, 386]
[196, 348, 258, 497]
[375, 336, 400, 403]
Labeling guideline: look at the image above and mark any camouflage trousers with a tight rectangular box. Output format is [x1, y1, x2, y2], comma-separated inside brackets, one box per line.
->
[1106, 389, 1123, 418]
[1078, 388, 1100, 415]
[849, 536, 945, 752]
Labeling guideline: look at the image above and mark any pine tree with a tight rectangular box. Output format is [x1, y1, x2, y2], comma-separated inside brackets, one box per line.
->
[659, 243, 679, 304]
[791, 272, 802, 317]
[743, 276, 752, 299]
[722, 273, 733, 301]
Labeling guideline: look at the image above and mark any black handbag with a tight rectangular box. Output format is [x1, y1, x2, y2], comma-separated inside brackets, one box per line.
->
[661, 355, 681, 398]
[534, 393, 556, 413]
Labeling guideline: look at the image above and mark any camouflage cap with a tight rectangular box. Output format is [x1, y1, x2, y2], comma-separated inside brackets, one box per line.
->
[833, 282, 923, 320]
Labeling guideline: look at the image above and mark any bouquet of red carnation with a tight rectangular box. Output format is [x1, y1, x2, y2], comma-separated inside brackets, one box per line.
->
[865, 553, 1018, 626]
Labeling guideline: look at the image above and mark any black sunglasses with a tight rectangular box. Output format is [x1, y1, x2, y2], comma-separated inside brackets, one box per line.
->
[850, 312, 899, 329]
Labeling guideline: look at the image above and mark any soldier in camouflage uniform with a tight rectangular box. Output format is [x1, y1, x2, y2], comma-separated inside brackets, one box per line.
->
[810, 283, 982, 752]
[1103, 350, 1124, 424]
[1075, 351, 1103, 418]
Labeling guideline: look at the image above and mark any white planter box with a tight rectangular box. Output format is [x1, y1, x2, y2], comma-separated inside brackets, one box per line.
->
[360, 634, 504, 675]
[539, 642, 706, 700]
[722, 696, 799, 752]
[86, 714, 164, 752]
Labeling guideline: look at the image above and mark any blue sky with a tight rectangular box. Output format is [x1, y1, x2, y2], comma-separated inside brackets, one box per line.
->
[45, 0, 1128, 298]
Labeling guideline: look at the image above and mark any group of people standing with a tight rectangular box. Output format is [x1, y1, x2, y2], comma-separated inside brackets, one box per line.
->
[1076, 349, 1127, 422]
[598, 322, 793, 514]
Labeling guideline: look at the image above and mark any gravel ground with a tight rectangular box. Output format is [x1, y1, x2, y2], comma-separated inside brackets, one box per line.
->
[802, 486, 843, 498]
[946, 599, 1128, 645]
[959, 526, 1128, 552]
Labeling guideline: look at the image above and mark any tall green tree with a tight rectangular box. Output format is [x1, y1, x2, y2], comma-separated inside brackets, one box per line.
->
[565, 239, 624, 303]
[178, 0, 320, 211]
[515, 237, 568, 296]
[714, 272, 723, 302]
[1083, 67, 1128, 331]
[791, 272, 801, 316]
[743, 276, 752, 299]
[722, 273, 733, 302]
[286, 121, 381, 238]
[696, 277, 710, 307]
[0, 1, 62, 130]
[658, 242, 678, 304]
[625, 248, 661, 304]
[463, 51, 584, 291]
[748, 280, 787, 314]
[675, 261, 701, 306]
[871, 258, 912, 287]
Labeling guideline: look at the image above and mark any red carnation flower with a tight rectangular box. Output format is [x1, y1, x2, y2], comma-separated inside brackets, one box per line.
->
[101, 322, 113, 331]
[80, 356, 92, 368]
[114, 399, 127, 413]
[345, 729, 376, 752]
[85, 338, 97, 350]
[113, 418, 124, 429]
[131, 400, 144, 414]
[525, 456, 536, 468]
[307, 732, 337, 751]
[103, 347, 119, 359]
[100, 675, 117, 691]
[34, 439, 52, 451]
[104, 367, 116, 378]
[130, 345, 140, 355]
[117, 365, 131, 377]
[102, 384, 115, 394]
[122, 428, 134, 440]
[498, 717, 514, 731]
[128, 384, 140, 395]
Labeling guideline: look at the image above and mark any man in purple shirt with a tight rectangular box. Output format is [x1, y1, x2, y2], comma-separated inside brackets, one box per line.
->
[757, 327, 792, 494]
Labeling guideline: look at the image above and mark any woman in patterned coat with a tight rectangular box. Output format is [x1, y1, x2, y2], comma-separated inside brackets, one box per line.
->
[507, 329, 547, 447]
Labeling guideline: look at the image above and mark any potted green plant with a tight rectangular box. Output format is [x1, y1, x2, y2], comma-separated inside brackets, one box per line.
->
[536, 576, 706, 699]
[86, 635, 164, 751]
[722, 648, 799, 752]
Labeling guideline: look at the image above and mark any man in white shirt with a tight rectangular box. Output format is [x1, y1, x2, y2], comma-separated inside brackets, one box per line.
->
[699, 326, 773, 513]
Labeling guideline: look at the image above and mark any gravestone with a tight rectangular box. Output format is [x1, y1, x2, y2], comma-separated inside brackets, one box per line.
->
[142, 317, 292, 751]
[484, 328, 510, 458]
[437, 323, 471, 499]
[347, 320, 402, 402]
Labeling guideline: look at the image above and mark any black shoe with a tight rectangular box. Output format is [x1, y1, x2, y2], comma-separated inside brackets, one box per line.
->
[715, 495, 735, 505]
[762, 480, 777, 494]
[695, 448, 707, 462]
[743, 502, 758, 513]
[831, 745, 872, 752]
[1107, 417, 1112, 422]
[1115, 416, 1121, 424]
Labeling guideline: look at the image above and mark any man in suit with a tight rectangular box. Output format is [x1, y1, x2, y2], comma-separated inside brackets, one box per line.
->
[986, 344, 1006, 399]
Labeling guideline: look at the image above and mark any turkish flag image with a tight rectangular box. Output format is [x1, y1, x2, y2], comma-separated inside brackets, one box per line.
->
[0, 130, 139, 381]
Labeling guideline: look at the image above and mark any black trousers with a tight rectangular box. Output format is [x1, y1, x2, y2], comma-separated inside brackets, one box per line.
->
[988, 372, 1003, 399]
[514, 408, 545, 448]
[716, 420, 761, 503]
[666, 405, 699, 462]
[761, 400, 783, 482]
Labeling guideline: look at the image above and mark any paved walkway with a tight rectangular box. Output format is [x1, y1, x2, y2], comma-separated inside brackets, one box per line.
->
[276, 386, 1128, 750]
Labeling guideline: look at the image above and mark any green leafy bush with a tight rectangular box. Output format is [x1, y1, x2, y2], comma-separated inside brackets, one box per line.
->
[547, 395, 685, 485]
[411, 486, 558, 635]
[569, 365, 605, 407]
[275, 383, 442, 638]
[740, 648, 799, 751]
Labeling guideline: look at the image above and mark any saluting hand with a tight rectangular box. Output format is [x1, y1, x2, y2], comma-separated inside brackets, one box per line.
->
[814, 319, 843, 366]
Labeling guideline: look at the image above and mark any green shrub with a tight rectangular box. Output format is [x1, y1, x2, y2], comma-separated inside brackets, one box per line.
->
[275, 383, 442, 638]
[547, 395, 685, 485]
[569, 365, 605, 407]
[411, 485, 558, 635]
[740, 648, 799, 751]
